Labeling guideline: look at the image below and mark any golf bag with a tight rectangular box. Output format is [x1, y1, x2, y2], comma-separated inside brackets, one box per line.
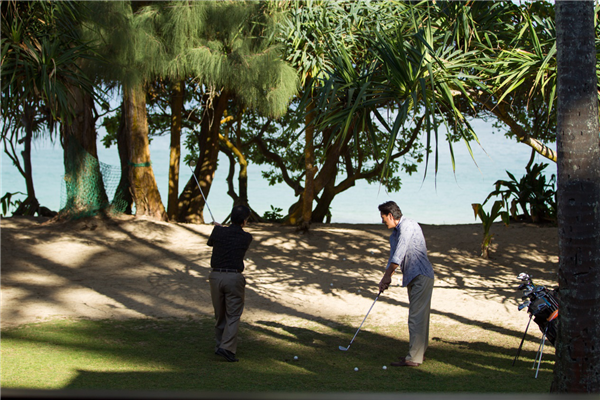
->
[515, 272, 559, 346]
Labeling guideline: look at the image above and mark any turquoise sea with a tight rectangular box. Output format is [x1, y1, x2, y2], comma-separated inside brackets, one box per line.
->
[1, 119, 556, 225]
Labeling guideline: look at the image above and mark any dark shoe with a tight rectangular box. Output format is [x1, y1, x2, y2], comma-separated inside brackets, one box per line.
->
[216, 348, 239, 362]
[391, 359, 420, 367]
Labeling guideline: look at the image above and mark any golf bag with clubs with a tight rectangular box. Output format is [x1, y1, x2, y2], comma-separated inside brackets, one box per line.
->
[512, 272, 559, 376]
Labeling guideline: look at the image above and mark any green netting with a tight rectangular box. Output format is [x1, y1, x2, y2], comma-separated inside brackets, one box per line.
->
[60, 138, 129, 219]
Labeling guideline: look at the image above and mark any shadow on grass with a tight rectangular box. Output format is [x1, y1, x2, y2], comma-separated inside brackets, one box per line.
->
[1, 318, 554, 393]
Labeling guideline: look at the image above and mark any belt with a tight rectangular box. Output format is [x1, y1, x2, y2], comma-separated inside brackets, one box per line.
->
[212, 268, 242, 273]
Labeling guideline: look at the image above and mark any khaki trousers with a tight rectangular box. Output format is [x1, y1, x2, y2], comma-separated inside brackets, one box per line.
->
[209, 271, 246, 354]
[405, 274, 434, 364]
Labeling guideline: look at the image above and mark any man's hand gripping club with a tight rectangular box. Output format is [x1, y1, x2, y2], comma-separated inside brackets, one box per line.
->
[379, 263, 398, 293]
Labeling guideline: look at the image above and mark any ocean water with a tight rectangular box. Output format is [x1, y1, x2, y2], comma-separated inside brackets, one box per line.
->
[1, 119, 556, 225]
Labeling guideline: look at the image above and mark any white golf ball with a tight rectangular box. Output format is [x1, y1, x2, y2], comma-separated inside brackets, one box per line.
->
[293, 356, 298, 360]
[354, 367, 359, 371]
[383, 365, 387, 370]
[330, 283, 334, 287]
[357, 289, 361, 293]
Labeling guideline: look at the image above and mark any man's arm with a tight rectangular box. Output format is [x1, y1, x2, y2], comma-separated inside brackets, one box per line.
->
[379, 263, 398, 293]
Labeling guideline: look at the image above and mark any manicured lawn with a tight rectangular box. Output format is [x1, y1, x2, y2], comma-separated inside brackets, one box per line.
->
[1, 317, 554, 392]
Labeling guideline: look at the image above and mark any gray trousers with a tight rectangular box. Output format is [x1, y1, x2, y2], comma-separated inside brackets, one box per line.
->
[405, 274, 434, 364]
[209, 271, 246, 354]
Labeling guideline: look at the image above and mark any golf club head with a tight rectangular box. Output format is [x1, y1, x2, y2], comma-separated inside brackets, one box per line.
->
[338, 345, 350, 351]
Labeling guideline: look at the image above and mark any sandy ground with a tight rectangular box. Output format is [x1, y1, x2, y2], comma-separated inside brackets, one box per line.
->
[1, 215, 559, 333]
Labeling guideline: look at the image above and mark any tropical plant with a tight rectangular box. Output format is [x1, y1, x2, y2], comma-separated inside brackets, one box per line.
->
[273, 0, 414, 228]
[262, 206, 285, 223]
[1, 0, 98, 216]
[310, 2, 483, 186]
[471, 200, 510, 259]
[485, 161, 556, 223]
[0, 191, 24, 217]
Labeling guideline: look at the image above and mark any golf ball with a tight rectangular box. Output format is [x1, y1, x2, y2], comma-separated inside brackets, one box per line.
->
[383, 366, 387, 370]
[357, 289, 361, 293]
[354, 367, 359, 371]
[330, 283, 334, 287]
[293, 356, 298, 360]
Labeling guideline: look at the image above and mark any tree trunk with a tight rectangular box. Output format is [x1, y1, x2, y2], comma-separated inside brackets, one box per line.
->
[114, 102, 133, 214]
[59, 87, 109, 218]
[177, 92, 229, 224]
[220, 141, 263, 222]
[552, 1, 600, 392]
[312, 176, 336, 223]
[286, 127, 351, 225]
[13, 104, 39, 216]
[167, 79, 184, 220]
[299, 97, 317, 230]
[123, 84, 167, 221]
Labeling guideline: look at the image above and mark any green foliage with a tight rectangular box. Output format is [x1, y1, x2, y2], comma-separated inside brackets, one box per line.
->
[1, 191, 24, 217]
[1, 1, 99, 125]
[472, 200, 510, 259]
[262, 205, 285, 223]
[308, 2, 484, 182]
[486, 162, 557, 223]
[88, 1, 298, 117]
[243, 99, 419, 194]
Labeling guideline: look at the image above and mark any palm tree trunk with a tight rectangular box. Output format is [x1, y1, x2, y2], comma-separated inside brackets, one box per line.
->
[123, 84, 167, 221]
[552, 1, 600, 392]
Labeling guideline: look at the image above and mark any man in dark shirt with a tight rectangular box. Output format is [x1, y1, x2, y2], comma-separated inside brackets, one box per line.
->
[208, 205, 253, 362]
[378, 201, 435, 367]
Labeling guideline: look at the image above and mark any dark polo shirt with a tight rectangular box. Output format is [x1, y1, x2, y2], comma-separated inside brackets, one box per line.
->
[207, 224, 253, 272]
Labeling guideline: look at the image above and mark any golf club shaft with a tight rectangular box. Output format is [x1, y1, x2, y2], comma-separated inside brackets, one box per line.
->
[347, 291, 382, 346]
[188, 165, 216, 224]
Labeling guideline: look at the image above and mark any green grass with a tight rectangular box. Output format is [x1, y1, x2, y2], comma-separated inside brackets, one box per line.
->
[1, 317, 554, 392]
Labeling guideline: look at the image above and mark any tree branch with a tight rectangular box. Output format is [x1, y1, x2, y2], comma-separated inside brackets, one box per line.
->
[474, 92, 557, 162]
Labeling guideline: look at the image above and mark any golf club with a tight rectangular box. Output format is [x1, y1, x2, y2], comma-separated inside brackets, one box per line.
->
[188, 160, 216, 224]
[339, 290, 382, 351]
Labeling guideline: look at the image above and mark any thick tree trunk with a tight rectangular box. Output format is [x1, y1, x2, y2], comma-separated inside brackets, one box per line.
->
[286, 127, 351, 225]
[59, 87, 109, 218]
[123, 84, 167, 221]
[167, 80, 184, 220]
[312, 177, 336, 223]
[177, 92, 229, 224]
[552, 1, 600, 392]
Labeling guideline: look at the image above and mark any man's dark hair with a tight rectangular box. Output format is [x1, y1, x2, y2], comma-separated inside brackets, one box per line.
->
[378, 201, 402, 219]
[231, 205, 251, 225]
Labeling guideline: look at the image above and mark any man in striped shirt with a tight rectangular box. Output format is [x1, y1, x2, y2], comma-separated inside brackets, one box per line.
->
[378, 201, 435, 367]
